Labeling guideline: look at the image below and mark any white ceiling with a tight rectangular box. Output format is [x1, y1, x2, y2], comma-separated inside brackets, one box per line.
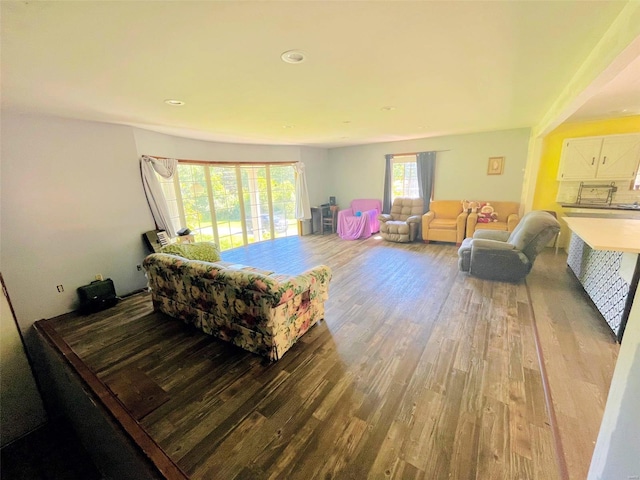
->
[1, 1, 638, 148]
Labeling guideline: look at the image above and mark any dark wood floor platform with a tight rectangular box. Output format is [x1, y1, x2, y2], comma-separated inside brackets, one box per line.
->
[36, 234, 619, 480]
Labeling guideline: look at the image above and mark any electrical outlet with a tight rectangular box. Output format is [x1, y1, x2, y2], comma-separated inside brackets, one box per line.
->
[136, 264, 142, 271]
[56, 285, 64, 293]
[95, 274, 103, 281]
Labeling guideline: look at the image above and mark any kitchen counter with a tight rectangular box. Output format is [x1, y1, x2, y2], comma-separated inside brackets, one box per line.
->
[562, 216, 640, 253]
[562, 215, 640, 341]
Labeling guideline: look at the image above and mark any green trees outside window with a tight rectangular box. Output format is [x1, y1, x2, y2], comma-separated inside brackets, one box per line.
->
[158, 163, 297, 251]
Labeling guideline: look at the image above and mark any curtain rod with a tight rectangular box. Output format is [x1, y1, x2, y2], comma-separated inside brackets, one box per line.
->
[144, 155, 296, 167]
[390, 149, 451, 157]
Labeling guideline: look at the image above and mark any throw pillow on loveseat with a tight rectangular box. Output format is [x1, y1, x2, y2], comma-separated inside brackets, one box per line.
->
[160, 241, 221, 262]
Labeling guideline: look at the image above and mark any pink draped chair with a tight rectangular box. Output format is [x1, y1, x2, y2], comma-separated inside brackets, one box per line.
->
[337, 199, 382, 240]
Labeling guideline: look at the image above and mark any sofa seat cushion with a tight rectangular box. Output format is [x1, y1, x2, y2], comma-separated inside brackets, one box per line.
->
[429, 218, 457, 230]
[382, 220, 410, 235]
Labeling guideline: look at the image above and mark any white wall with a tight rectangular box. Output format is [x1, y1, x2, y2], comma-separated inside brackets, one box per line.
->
[1, 114, 152, 332]
[328, 128, 531, 208]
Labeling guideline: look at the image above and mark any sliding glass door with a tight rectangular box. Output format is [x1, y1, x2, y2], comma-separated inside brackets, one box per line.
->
[158, 162, 296, 251]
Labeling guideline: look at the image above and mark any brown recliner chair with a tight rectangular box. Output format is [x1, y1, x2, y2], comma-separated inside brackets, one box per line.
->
[378, 197, 423, 243]
[422, 200, 468, 246]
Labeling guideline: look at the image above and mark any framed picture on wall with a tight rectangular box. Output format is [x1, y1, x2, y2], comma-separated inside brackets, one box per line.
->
[487, 156, 504, 175]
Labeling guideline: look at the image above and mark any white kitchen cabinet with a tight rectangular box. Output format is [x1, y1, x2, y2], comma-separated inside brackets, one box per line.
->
[557, 134, 640, 181]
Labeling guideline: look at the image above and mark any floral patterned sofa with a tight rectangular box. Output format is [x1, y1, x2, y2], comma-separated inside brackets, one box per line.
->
[143, 253, 332, 361]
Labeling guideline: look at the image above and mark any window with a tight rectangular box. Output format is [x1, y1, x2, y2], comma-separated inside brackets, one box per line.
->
[157, 163, 297, 251]
[392, 155, 419, 200]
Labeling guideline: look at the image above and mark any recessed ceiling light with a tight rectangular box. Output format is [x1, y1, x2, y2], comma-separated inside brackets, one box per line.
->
[164, 99, 185, 106]
[281, 50, 306, 64]
[381, 106, 397, 111]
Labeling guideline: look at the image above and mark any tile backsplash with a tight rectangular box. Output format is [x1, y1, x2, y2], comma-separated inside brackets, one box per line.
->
[556, 180, 640, 204]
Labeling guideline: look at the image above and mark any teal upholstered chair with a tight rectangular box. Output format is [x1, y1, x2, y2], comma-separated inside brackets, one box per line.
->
[457, 210, 560, 282]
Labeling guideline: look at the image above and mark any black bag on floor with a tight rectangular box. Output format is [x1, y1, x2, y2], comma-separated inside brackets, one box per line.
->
[77, 279, 118, 314]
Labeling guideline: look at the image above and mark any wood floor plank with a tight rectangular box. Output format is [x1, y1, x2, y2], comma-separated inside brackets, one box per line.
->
[39, 235, 619, 480]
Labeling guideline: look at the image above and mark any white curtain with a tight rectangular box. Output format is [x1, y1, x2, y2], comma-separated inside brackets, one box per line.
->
[293, 162, 311, 220]
[140, 155, 178, 237]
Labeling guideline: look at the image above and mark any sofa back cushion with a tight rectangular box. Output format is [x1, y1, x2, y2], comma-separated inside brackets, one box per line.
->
[484, 201, 519, 222]
[390, 197, 423, 220]
[429, 200, 462, 219]
[508, 211, 560, 261]
[351, 199, 382, 215]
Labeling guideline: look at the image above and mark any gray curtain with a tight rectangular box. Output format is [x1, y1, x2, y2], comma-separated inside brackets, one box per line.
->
[416, 151, 436, 214]
[382, 154, 393, 214]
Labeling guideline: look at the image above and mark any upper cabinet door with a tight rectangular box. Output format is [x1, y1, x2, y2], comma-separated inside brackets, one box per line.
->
[557, 137, 602, 180]
[596, 135, 640, 180]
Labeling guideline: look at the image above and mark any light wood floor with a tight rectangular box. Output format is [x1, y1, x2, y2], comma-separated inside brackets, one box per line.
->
[43, 234, 619, 480]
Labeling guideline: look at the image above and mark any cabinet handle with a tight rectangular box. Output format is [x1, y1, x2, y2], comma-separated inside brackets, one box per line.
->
[602, 156, 607, 165]
[592, 157, 595, 165]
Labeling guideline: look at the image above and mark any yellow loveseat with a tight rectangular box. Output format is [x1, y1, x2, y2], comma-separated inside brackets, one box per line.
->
[466, 201, 520, 238]
[422, 200, 468, 246]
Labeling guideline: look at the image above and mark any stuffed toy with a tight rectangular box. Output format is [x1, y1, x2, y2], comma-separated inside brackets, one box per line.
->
[462, 200, 481, 213]
[477, 203, 498, 223]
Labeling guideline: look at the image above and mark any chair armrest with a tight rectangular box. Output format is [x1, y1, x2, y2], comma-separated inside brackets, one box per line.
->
[456, 211, 468, 229]
[337, 208, 354, 221]
[466, 212, 478, 232]
[473, 229, 511, 242]
[471, 238, 515, 251]
[507, 213, 520, 231]
[406, 215, 421, 224]
[422, 211, 435, 226]
[378, 214, 392, 222]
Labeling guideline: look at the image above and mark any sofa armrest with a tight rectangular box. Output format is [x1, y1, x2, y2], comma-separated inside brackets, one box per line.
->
[466, 212, 478, 236]
[337, 208, 354, 221]
[406, 215, 421, 224]
[507, 213, 520, 231]
[422, 211, 435, 226]
[272, 265, 333, 305]
[456, 211, 468, 228]
[378, 214, 392, 223]
[470, 238, 515, 251]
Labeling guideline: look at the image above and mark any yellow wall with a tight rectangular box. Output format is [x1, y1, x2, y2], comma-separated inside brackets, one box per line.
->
[532, 115, 640, 247]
